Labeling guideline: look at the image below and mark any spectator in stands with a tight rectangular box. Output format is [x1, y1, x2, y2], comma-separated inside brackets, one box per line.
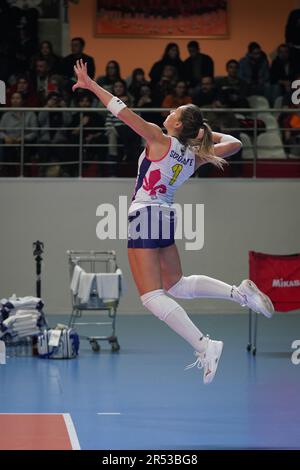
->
[70, 92, 107, 176]
[0, 91, 38, 176]
[47, 74, 73, 108]
[0, 40, 16, 84]
[10, 0, 39, 42]
[31, 58, 56, 106]
[105, 80, 140, 175]
[216, 59, 249, 107]
[96, 60, 122, 93]
[192, 76, 218, 107]
[183, 40, 214, 89]
[285, 9, 300, 46]
[0, 0, 12, 45]
[151, 64, 178, 106]
[8, 75, 39, 107]
[149, 43, 184, 85]
[161, 81, 192, 117]
[220, 87, 249, 109]
[135, 84, 162, 126]
[136, 84, 153, 108]
[7, 2, 39, 70]
[270, 44, 293, 100]
[62, 37, 95, 92]
[47, 74, 64, 94]
[128, 68, 150, 105]
[239, 42, 270, 97]
[16, 24, 39, 69]
[0, 1, 38, 78]
[31, 40, 62, 75]
[38, 92, 72, 176]
[285, 9, 300, 75]
[203, 97, 240, 135]
[13, 25, 38, 74]
[199, 96, 242, 177]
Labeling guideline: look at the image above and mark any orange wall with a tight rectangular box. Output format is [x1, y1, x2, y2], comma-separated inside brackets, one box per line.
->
[69, 0, 299, 79]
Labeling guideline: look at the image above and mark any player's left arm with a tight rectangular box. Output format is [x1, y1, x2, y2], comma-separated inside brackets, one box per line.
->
[212, 131, 242, 158]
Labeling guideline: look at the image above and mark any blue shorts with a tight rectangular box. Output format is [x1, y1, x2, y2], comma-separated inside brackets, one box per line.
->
[127, 205, 176, 249]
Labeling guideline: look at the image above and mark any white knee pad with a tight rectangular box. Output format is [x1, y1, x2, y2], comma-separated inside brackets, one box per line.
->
[141, 289, 180, 321]
[167, 276, 199, 299]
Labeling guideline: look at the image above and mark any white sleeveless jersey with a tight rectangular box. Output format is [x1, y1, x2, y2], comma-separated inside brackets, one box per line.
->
[129, 136, 196, 214]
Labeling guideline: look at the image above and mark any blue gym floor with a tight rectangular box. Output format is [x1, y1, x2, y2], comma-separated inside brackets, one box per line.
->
[1, 313, 300, 450]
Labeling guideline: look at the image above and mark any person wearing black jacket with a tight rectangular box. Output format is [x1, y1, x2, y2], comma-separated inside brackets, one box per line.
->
[62, 37, 95, 92]
[149, 43, 184, 85]
[285, 9, 300, 74]
[270, 44, 293, 99]
[183, 41, 214, 89]
[285, 9, 300, 46]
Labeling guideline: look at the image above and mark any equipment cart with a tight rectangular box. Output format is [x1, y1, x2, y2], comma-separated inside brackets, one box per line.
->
[67, 250, 121, 352]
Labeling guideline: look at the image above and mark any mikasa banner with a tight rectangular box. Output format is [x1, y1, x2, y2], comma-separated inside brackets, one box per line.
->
[249, 251, 300, 312]
[273, 279, 300, 287]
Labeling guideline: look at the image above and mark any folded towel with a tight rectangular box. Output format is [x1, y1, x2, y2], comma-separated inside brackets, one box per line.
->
[70, 265, 83, 295]
[0, 296, 44, 316]
[3, 312, 39, 329]
[14, 328, 40, 337]
[96, 273, 119, 299]
[14, 318, 39, 326]
[12, 321, 37, 332]
[13, 318, 37, 326]
[15, 310, 40, 317]
[7, 296, 43, 309]
[78, 273, 95, 303]
[15, 313, 39, 321]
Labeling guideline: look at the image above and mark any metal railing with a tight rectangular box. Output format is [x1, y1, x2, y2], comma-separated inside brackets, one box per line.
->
[0, 106, 299, 178]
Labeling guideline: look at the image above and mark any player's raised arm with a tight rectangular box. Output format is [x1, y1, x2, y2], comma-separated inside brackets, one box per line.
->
[73, 59, 165, 144]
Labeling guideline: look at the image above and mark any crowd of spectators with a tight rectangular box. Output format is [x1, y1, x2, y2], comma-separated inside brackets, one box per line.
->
[0, 1, 299, 177]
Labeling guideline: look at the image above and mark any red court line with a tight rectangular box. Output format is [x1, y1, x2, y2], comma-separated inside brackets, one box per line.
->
[0, 414, 79, 450]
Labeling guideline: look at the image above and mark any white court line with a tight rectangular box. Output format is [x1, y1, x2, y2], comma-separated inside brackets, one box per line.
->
[63, 413, 81, 450]
[97, 412, 121, 415]
[75, 322, 111, 325]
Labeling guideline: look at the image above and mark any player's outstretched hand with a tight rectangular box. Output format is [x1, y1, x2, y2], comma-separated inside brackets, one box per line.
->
[72, 59, 92, 92]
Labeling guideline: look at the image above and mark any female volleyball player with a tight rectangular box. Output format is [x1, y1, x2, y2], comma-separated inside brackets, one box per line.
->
[73, 60, 274, 384]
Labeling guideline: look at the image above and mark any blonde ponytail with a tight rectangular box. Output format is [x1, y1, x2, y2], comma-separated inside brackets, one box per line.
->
[188, 122, 228, 170]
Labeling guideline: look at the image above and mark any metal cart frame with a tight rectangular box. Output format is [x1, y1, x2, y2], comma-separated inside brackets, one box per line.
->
[67, 250, 121, 352]
[247, 309, 258, 355]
